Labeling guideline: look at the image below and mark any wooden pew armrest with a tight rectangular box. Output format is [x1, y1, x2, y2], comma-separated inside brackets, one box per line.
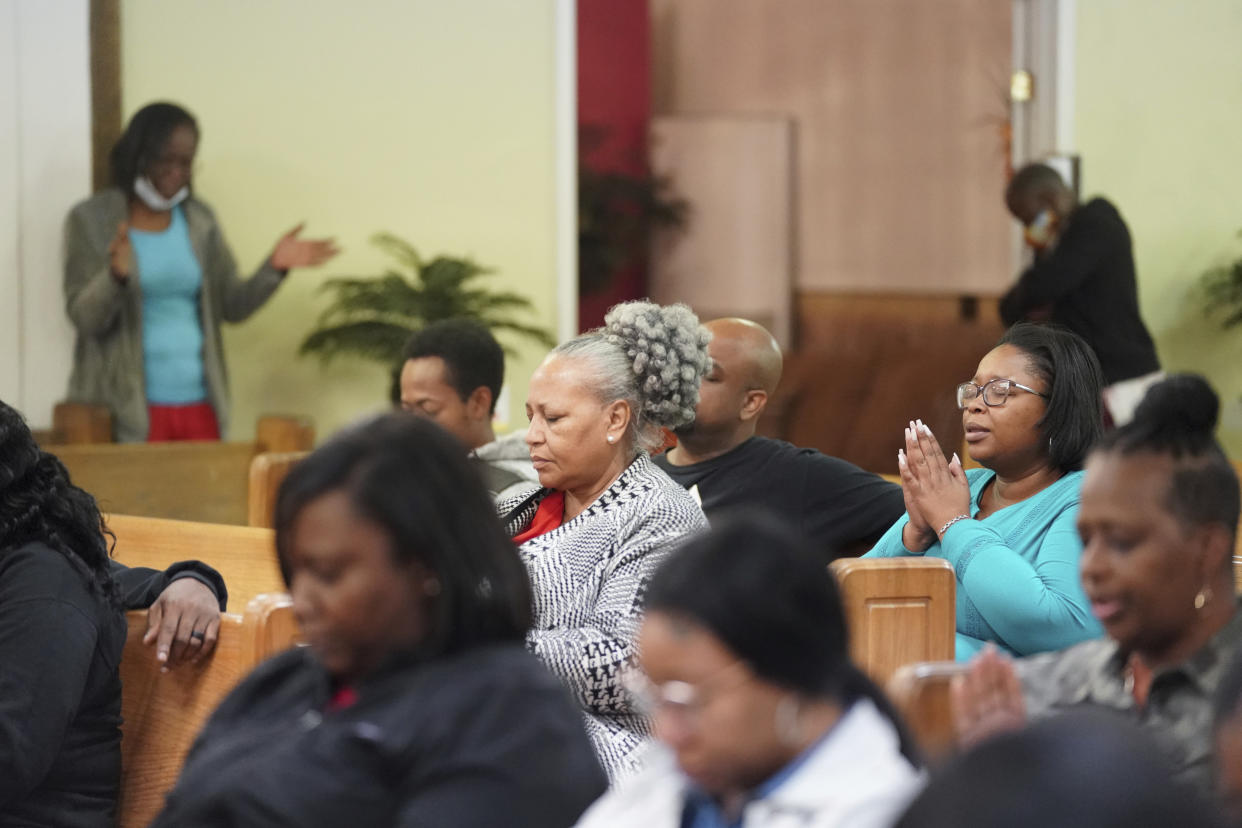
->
[887, 660, 965, 762]
[247, 452, 308, 528]
[242, 593, 300, 664]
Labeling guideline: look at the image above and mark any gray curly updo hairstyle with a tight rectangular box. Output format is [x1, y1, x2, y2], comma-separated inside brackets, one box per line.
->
[554, 300, 711, 454]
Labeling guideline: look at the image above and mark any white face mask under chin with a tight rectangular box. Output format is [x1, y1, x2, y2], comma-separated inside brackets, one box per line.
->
[133, 176, 188, 211]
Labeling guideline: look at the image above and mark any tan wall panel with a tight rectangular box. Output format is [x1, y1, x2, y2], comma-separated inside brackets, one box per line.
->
[758, 292, 1003, 474]
[650, 115, 794, 347]
[652, 0, 1013, 294]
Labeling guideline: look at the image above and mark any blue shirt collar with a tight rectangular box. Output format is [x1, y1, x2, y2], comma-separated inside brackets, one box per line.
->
[679, 702, 847, 828]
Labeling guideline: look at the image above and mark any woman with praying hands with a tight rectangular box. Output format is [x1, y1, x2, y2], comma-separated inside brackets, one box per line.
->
[864, 323, 1105, 660]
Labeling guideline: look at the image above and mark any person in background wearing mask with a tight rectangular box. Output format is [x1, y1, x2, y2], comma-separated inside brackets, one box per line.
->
[999, 162, 1161, 426]
[64, 102, 339, 442]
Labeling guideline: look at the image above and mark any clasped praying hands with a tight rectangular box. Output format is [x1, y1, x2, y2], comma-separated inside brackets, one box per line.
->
[897, 418, 971, 553]
[951, 644, 1029, 749]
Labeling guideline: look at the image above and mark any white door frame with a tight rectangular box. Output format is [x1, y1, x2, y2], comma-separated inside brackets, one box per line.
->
[0, 0, 91, 429]
[554, 0, 578, 341]
[1011, 0, 1076, 164]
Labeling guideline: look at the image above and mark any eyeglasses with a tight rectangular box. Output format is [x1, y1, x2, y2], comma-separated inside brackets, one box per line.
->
[621, 660, 751, 722]
[956, 378, 1050, 409]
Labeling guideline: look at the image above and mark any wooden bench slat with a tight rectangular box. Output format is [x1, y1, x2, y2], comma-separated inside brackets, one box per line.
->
[53, 442, 258, 525]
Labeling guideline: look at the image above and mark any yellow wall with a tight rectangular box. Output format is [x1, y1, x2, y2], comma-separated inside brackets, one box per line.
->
[1075, 0, 1242, 455]
[121, 0, 560, 441]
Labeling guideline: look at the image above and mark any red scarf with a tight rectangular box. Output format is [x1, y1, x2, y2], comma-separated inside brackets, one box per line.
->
[512, 491, 565, 545]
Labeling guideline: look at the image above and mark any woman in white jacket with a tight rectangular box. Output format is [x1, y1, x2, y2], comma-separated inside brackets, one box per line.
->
[576, 515, 924, 828]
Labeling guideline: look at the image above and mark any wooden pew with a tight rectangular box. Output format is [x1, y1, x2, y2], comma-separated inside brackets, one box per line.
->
[830, 557, 956, 687]
[37, 403, 314, 448]
[887, 660, 965, 763]
[247, 451, 307, 529]
[46, 417, 313, 525]
[108, 513, 285, 609]
[118, 594, 298, 828]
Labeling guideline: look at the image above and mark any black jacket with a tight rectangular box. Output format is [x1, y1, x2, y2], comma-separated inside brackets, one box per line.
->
[0, 544, 223, 828]
[153, 644, 609, 827]
[1000, 197, 1160, 385]
[109, 558, 228, 612]
[0, 543, 125, 828]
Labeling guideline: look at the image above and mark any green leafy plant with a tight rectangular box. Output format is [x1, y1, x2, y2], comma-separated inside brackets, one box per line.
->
[300, 233, 556, 375]
[1200, 230, 1242, 329]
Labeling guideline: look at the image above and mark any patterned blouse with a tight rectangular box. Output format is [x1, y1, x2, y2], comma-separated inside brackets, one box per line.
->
[500, 453, 708, 781]
[1016, 604, 1242, 798]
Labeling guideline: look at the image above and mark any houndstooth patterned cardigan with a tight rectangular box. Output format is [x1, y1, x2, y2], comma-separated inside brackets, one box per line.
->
[500, 453, 708, 781]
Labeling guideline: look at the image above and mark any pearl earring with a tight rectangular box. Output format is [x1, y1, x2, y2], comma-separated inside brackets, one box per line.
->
[606, 435, 616, 444]
[1195, 587, 1212, 610]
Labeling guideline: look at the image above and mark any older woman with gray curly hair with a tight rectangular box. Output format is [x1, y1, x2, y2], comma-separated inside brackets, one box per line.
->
[502, 300, 711, 781]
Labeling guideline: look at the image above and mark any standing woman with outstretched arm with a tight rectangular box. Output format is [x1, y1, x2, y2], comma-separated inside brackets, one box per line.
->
[63, 101, 339, 442]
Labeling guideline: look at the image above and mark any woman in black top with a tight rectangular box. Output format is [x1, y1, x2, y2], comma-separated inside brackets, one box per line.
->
[0, 402, 125, 828]
[153, 414, 607, 827]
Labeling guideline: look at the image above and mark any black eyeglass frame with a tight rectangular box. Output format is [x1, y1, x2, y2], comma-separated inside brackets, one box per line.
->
[956, 378, 1050, 409]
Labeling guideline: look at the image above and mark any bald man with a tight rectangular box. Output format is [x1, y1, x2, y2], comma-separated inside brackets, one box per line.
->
[653, 318, 904, 561]
[1000, 163, 1161, 424]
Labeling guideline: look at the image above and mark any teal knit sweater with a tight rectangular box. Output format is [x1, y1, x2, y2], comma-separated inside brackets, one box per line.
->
[863, 468, 1102, 660]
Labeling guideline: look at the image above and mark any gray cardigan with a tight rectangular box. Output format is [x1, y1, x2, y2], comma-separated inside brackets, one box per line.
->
[63, 189, 285, 442]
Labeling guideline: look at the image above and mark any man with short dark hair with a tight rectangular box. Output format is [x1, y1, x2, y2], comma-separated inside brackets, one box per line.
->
[1001, 163, 1162, 425]
[399, 319, 537, 499]
[653, 318, 905, 561]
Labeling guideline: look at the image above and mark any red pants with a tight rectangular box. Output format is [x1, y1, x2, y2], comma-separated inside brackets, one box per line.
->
[147, 402, 220, 442]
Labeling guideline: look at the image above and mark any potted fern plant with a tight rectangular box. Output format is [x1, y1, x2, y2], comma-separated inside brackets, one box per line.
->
[300, 233, 556, 399]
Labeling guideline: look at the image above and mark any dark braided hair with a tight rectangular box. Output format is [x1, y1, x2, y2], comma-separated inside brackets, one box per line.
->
[1095, 374, 1239, 544]
[0, 402, 116, 602]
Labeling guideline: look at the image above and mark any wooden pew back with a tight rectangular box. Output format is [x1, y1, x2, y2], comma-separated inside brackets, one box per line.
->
[118, 610, 248, 827]
[57, 441, 257, 525]
[43, 415, 313, 526]
[118, 595, 298, 828]
[830, 557, 956, 687]
[887, 660, 965, 762]
[246, 451, 307, 529]
[108, 513, 285, 609]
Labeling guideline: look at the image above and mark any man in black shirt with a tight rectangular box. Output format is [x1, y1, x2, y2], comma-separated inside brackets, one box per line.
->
[653, 318, 905, 561]
[1000, 163, 1162, 424]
